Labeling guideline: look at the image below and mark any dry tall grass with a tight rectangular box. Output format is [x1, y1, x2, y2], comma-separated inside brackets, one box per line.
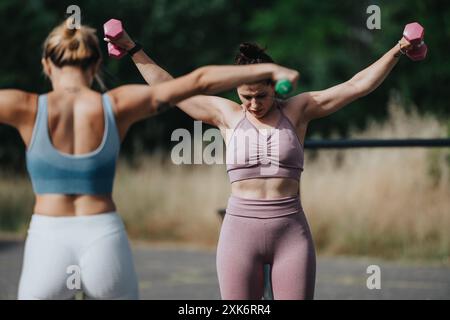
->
[114, 154, 229, 246]
[1, 103, 449, 262]
[302, 104, 449, 262]
[0, 174, 33, 232]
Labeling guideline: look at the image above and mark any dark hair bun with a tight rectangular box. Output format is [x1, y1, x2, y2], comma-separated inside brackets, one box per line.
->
[239, 42, 265, 59]
[235, 42, 274, 65]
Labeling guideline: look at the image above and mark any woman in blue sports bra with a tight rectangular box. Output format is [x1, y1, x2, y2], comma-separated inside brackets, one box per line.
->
[0, 17, 298, 299]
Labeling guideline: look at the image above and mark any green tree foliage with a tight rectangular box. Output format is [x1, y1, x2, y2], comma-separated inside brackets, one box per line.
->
[0, 0, 448, 170]
[0, 0, 258, 168]
[248, 0, 450, 136]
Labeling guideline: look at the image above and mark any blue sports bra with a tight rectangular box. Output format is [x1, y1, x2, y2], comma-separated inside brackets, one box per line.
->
[25, 94, 120, 195]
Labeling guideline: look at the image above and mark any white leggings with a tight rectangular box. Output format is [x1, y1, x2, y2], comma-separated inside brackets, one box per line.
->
[18, 212, 139, 300]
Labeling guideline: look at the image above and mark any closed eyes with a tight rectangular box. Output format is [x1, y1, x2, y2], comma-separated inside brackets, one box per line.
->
[243, 94, 267, 100]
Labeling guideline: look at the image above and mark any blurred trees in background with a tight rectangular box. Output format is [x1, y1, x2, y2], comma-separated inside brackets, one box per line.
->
[1, 0, 449, 171]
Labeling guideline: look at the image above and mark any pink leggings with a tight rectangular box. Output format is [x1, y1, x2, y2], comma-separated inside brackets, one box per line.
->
[216, 195, 316, 300]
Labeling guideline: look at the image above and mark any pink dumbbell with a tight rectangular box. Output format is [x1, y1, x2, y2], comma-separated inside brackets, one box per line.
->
[403, 22, 428, 61]
[103, 19, 127, 59]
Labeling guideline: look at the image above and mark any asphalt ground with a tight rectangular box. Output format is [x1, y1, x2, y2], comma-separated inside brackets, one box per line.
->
[1, 239, 449, 300]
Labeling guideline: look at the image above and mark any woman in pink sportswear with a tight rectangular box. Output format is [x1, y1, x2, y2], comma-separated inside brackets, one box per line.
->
[106, 29, 412, 299]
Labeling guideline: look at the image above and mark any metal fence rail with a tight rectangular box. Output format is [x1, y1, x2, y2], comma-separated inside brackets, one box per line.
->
[304, 138, 450, 149]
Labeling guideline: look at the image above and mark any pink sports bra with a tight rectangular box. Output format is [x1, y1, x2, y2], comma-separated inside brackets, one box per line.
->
[226, 105, 304, 183]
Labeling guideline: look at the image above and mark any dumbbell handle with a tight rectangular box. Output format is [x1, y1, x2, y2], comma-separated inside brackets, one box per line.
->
[414, 41, 426, 48]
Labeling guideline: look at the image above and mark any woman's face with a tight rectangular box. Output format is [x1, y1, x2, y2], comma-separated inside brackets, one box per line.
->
[237, 82, 276, 119]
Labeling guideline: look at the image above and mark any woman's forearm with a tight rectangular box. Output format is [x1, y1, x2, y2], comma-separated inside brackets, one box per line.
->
[158, 63, 294, 107]
[107, 31, 174, 85]
[129, 50, 290, 96]
[349, 43, 404, 96]
[131, 50, 174, 84]
[195, 64, 278, 94]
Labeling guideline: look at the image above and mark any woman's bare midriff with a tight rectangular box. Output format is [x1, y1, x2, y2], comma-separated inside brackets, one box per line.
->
[34, 195, 116, 217]
[230, 177, 300, 200]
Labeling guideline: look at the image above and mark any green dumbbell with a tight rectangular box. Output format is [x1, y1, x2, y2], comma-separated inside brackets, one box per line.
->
[275, 79, 293, 95]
